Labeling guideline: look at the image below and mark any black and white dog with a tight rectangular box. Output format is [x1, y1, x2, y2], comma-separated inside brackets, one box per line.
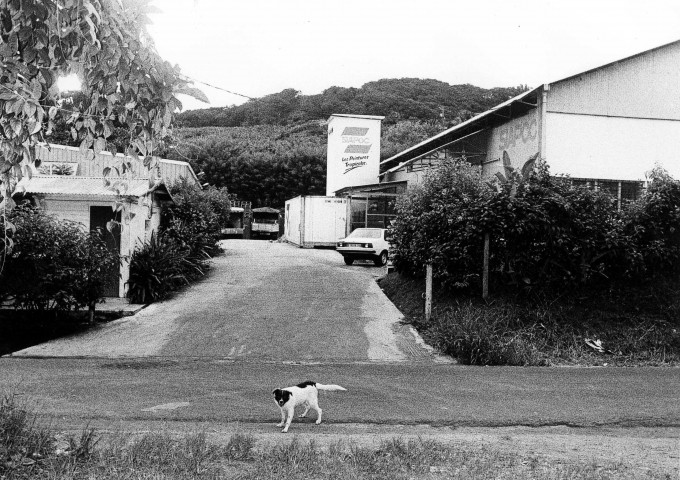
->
[272, 381, 347, 433]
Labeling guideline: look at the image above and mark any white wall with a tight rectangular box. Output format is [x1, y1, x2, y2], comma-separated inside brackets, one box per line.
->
[284, 196, 302, 246]
[546, 113, 680, 180]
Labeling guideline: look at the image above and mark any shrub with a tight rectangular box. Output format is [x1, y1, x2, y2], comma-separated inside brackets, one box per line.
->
[390, 158, 493, 288]
[164, 180, 231, 259]
[0, 205, 117, 315]
[127, 182, 230, 304]
[127, 232, 205, 303]
[622, 168, 680, 278]
[389, 159, 680, 294]
[500, 169, 626, 289]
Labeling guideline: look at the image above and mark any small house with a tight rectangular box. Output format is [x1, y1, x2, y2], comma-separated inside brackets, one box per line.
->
[17, 143, 199, 297]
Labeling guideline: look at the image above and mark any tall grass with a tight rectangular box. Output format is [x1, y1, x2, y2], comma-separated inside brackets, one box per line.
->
[0, 394, 671, 479]
[379, 273, 680, 366]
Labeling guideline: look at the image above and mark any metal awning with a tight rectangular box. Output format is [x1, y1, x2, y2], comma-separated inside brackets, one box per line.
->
[379, 86, 541, 175]
[252, 207, 279, 214]
[21, 176, 164, 197]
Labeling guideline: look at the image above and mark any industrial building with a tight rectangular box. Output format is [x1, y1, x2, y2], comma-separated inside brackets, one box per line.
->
[379, 40, 680, 208]
[286, 40, 680, 245]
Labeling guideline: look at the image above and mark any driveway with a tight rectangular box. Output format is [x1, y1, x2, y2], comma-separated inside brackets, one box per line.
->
[11, 240, 442, 363]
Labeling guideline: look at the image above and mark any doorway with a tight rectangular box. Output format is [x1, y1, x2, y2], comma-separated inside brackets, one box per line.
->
[89, 206, 121, 297]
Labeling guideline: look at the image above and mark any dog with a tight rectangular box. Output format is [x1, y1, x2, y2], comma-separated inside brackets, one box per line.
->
[272, 381, 347, 433]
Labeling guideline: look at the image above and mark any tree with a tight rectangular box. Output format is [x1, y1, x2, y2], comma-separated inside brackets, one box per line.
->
[0, 0, 205, 215]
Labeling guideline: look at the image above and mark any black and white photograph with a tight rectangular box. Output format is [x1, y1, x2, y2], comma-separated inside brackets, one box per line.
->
[0, 0, 679, 478]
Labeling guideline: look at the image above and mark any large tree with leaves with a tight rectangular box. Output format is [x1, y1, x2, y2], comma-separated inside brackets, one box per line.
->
[0, 0, 204, 211]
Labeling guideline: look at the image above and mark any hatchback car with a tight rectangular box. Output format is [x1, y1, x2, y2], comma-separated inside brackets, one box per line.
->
[336, 228, 390, 266]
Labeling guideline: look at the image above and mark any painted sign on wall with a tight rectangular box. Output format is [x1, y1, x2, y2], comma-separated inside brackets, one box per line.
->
[326, 115, 383, 196]
[485, 110, 539, 177]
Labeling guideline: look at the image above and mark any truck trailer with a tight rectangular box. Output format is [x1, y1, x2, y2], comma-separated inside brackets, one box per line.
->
[284, 196, 347, 248]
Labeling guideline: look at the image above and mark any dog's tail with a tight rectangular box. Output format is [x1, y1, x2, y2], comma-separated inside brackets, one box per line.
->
[315, 383, 347, 392]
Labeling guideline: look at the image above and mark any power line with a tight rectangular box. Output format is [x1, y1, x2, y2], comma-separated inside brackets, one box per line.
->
[180, 75, 254, 100]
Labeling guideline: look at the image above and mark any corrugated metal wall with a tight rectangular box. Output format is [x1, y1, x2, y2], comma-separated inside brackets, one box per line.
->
[35, 144, 198, 187]
[547, 42, 680, 120]
[544, 41, 680, 181]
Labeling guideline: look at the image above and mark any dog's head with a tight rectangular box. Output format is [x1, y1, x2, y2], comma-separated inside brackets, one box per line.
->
[272, 388, 292, 407]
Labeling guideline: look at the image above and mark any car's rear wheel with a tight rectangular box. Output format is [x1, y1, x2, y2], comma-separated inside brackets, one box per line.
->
[374, 251, 388, 267]
[343, 257, 355, 265]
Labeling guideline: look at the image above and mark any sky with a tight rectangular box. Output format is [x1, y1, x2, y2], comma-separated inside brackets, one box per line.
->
[134, 0, 680, 111]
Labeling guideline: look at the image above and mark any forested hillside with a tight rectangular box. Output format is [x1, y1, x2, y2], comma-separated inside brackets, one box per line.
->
[175, 79, 527, 128]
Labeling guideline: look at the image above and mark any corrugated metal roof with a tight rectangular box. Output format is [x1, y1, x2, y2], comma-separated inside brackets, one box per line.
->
[252, 207, 279, 213]
[379, 87, 540, 173]
[23, 176, 154, 197]
[328, 114, 385, 121]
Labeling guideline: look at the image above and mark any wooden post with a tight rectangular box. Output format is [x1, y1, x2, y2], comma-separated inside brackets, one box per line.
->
[425, 263, 433, 321]
[482, 233, 490, 300]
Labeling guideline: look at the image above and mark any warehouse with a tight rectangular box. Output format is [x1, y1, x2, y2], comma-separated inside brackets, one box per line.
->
[378, 40, 680, 207]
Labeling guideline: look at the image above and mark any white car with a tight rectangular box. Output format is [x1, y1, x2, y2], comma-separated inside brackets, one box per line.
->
[336, 228, 390, 267]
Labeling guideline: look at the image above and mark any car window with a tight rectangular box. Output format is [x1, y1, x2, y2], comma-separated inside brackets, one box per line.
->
[348, 228, 382, 239]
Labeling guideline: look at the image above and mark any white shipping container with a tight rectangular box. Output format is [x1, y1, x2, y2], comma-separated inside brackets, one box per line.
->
[284, 196, 347, 248]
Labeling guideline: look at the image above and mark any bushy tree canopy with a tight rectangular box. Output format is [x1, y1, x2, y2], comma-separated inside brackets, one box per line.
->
[0, 0, 204, 208]
[390, 159, 680, 294]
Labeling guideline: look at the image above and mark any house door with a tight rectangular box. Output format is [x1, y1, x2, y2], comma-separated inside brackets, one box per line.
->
[90, 206, 121, 297]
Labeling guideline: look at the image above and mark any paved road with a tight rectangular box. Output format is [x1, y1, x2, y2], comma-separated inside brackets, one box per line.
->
[1, 358, 678, 428]
[12, 240, 440, 362]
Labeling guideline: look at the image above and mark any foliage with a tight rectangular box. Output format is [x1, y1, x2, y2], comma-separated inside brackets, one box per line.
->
[389, 158, 678, 292]
[1, 394, 672, 478]
[163, 181, 230, 259]
[380, 272, 680, 366]
[126, 231, 201, 303]
[0, 0, 204, 209]
[622, 166, 680, 278]
[175, 79, 528, 128]
[499, 167, 626, 288]
[165, 124, 327, 207]
[128, 181, 229, 303]
[0, 204, 117, 312]
[389, 158, 493, 287]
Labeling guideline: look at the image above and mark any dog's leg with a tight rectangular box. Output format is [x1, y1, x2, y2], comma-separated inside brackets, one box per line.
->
[276, 407, 285, 427]
[309, 396, 322, 425]
[299, 401, 310, 418]
[282, 405, 294, 433]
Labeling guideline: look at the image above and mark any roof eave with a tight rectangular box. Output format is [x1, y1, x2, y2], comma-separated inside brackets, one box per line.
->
[379, 86, 542, 172]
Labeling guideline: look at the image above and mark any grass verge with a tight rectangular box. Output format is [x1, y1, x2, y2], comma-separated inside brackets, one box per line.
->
[0, 394, 672, 479]
[379, 273, 680, 366]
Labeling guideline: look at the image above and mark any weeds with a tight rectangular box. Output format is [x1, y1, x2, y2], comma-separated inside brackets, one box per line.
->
[0, 395, 673, 478]
[379, 273, 680, 366]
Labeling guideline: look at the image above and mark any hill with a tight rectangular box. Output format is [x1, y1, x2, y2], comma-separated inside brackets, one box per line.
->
[175, 78, 528, 128]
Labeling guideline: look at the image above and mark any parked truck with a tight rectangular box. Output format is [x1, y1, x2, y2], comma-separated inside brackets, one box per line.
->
[251, 207, 280, 239]
[284, 196, 347, 248]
